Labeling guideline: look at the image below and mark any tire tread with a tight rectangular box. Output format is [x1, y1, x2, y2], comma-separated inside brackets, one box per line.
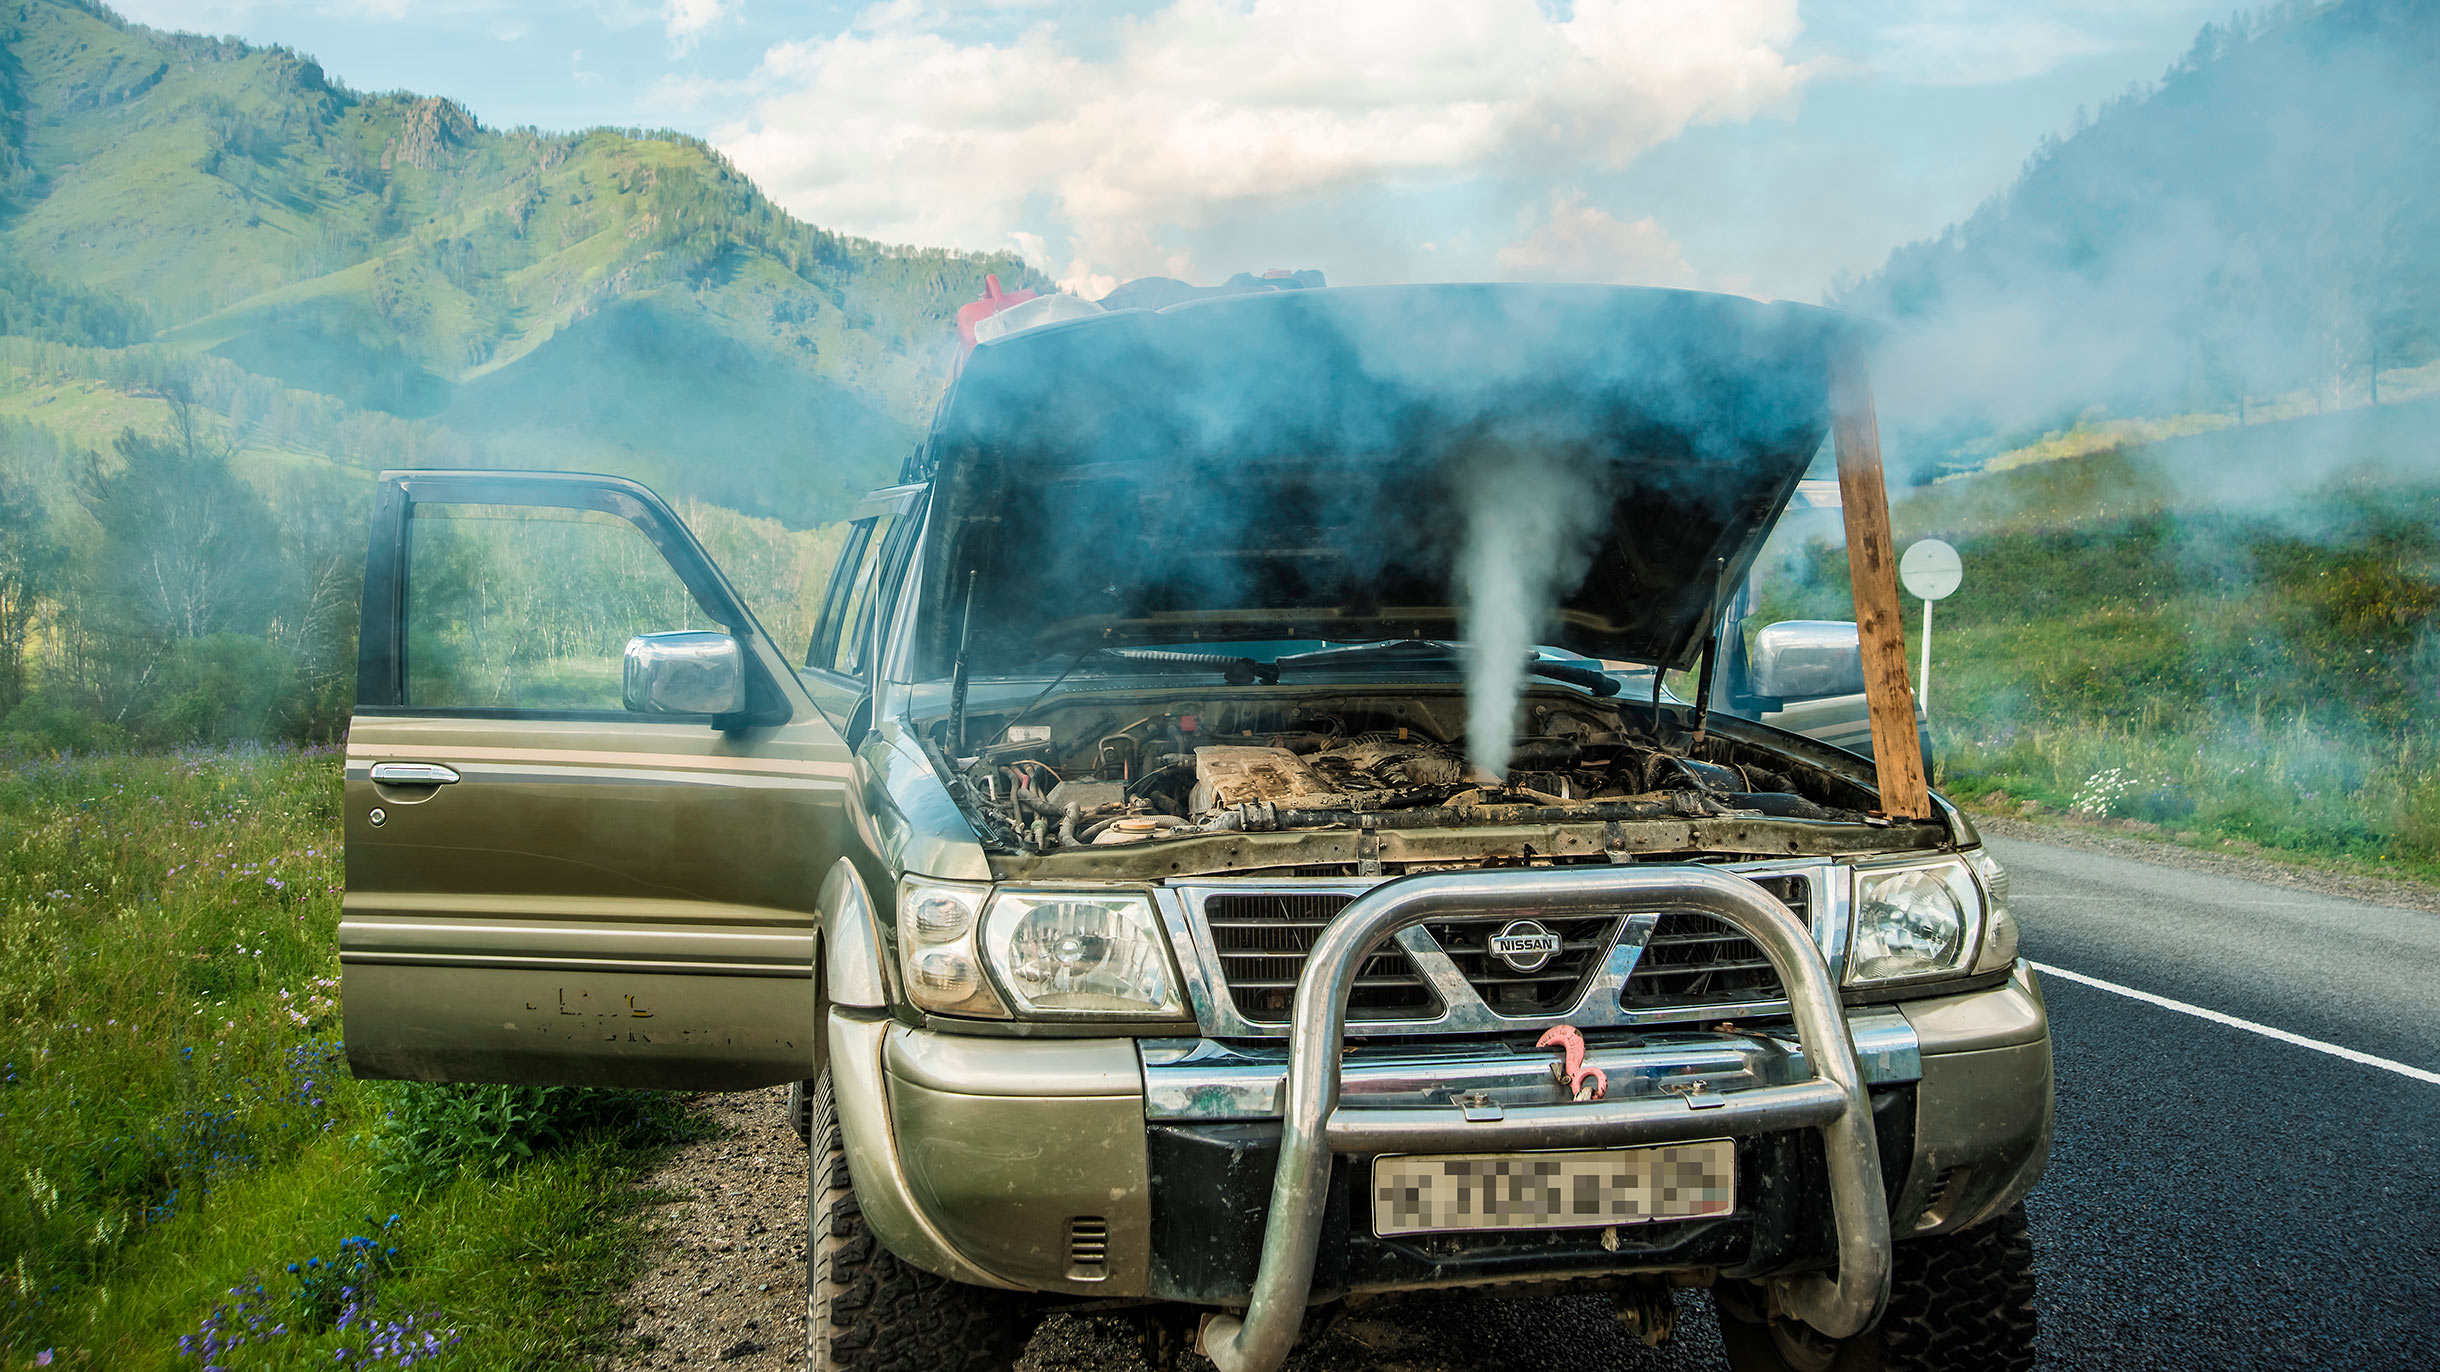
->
[806, 1071, 1036, 1372]
[1717, 1205, 2038, 1372]
[1872, 1205, 2038, 1372]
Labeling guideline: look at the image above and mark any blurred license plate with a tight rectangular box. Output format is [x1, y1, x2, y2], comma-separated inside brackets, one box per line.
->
[1371, 1140, 1735, 1236]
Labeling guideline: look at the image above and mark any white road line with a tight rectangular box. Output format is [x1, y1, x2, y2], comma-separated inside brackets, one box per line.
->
[2032, 961, 2440, 1087]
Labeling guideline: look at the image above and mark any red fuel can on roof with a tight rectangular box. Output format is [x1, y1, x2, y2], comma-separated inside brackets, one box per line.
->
[955, 274, 1038, 356]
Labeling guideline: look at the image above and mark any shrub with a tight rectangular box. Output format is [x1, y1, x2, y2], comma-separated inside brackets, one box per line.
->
[141, 634, 307, 747]
[373, 1082, 690, 1190]
[2396, 773, 2440, 865]
[0, 690, 129, 754]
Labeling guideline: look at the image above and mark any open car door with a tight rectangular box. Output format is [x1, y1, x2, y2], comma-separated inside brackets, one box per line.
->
[341, 471, 851, 1089]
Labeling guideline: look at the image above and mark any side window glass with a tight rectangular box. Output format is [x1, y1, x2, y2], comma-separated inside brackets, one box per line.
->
[405, 504, 718, 710]
[807, 521, 874, 670]
[819, 514, 896, 679]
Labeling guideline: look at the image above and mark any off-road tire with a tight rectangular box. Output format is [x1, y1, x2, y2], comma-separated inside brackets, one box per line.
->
[1717, 1205, 2036, 1372]
[804, 1069, 1038, 1372]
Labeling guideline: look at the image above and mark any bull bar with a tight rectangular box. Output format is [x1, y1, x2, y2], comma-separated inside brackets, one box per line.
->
[1197, 865, 1893, 1372]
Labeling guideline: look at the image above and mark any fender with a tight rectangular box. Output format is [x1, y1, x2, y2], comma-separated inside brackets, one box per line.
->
[817, 857, 889, 1009]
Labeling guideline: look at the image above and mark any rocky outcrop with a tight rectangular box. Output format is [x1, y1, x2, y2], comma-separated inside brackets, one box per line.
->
[380, 96, 477, 173]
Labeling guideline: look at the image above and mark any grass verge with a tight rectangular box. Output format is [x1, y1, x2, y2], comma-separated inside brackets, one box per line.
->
[1760, 476, 2440, 882]
[1, 747, 687, 1369]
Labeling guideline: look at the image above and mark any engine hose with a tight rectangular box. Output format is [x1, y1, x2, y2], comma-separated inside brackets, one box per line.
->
[1724, 791, 1843, 820]
[1015, 788, 1068, 820]
[1506, 738, 1583, 771]
[1058, 803, 1081, 848]
[1643, 753, 1747, 793]
[1125, 762, 1193, 798]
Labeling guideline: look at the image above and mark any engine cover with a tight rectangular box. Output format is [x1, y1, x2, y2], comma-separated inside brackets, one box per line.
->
[1189, 747, 1350, 814]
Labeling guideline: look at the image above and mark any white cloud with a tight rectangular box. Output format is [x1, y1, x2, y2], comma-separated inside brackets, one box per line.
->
[664, 0, 740, 51]
[716, 0, 1808, 282]
[1494, 192, 1699, 287]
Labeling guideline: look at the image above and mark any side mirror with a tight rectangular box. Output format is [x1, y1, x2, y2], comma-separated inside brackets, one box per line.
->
[624, 631, 747, 716]
[1750, 620, 1865, 700]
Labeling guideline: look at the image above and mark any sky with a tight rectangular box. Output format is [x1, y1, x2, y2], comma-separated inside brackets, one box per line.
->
[109, 0, 2230, 303]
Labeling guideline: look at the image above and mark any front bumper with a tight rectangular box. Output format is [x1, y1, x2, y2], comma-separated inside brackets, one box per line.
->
[840, 961, 2049, 1349]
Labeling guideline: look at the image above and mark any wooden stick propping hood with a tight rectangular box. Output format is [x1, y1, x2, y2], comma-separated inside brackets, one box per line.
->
[1829, 345, 1933, 821]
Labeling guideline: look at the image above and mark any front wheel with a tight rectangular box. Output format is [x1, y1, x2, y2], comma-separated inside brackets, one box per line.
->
[1717, 1205, 2036, 1372]
[804, 1069, 1039, 1372]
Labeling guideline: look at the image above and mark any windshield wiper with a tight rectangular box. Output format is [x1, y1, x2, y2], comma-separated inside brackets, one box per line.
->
[1274, 640, 1623, 697]
[1090, 648, 1280, 685]
[985, 647, 1279, 755]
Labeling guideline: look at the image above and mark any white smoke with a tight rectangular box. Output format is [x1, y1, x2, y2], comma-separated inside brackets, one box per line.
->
[1454, 445, 1608, 778]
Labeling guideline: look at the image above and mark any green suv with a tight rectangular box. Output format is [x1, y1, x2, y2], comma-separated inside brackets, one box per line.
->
[341, 284, 2051, 1372]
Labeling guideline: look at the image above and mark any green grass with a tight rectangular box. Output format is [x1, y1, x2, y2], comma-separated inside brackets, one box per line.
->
[1934, 716, 2440, 879]
[0, 748, 682, 1368]
[1756, 465, 2440, 881]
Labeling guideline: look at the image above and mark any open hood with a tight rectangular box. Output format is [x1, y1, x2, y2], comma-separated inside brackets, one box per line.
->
[910, 284, 1857, 675]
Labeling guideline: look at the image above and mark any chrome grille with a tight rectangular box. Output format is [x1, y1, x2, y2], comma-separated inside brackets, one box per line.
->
[1205, 892, 1434, 1022]
[1619, 874, 1808, 1011]
[1184, 866, 1823, 1034]
[1431, 914, 1622, 1015]
[1203, 892, 1624, 1023]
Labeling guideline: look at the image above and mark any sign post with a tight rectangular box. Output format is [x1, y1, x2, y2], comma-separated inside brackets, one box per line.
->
[1898, 538, 1962, 715]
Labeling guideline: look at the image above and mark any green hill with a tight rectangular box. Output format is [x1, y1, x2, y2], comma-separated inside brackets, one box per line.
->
[1842, 0, 2440, 444]
[0, 0, 1046, 748]
[0, 0, 1043, 525]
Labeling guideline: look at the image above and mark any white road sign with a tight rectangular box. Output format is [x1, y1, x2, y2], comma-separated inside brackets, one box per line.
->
[1900, 539, 1962, 601]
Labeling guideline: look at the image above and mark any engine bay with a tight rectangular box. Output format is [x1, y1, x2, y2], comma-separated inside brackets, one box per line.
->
[933, 688, 1882, 856]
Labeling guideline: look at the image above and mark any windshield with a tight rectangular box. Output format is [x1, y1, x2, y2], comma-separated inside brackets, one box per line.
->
[956, 639, 1678, 700]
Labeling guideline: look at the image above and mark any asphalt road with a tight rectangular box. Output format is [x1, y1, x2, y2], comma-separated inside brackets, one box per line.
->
[1996, 834, 2440, 1370]
[1023, 834, 2440, 1372]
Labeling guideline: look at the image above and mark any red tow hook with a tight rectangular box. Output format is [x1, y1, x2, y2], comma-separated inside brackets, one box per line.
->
[1536, 1025, 1608, 1101]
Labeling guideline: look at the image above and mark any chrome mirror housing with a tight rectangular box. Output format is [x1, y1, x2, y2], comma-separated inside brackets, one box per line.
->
[623, 631, 747, 716]
[1750, 620, 1866, 700]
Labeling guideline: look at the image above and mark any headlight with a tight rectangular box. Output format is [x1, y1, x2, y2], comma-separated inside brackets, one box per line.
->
[1847, 857, 1982, 985]
[1963, 846, 2019, 974]
[979, 891, 1186, 1019]
[896, 878, 1010, 1019]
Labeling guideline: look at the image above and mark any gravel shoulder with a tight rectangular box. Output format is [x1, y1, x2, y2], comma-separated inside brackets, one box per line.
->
[1972, 812, 2440, 916]
[605, 1088, 1730, 1372]
[607, 1086, 808, 1371]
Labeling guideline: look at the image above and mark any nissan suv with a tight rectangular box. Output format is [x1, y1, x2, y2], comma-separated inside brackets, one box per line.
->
[340, 283, 2051, 1372]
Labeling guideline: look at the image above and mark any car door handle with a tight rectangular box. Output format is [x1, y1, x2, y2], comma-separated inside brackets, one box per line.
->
[368, 762, 462, 785]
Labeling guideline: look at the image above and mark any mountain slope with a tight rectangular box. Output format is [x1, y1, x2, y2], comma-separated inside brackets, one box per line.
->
[1842, 0, 2440, 441]
[0, 0, 1043, 523]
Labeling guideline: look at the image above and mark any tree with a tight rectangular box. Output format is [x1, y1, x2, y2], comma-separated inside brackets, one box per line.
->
[75, 395, 280, 722]
[0, 471, 64, 717]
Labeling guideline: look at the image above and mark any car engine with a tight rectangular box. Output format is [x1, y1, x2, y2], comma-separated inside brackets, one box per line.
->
[944, 697, 1869, 854]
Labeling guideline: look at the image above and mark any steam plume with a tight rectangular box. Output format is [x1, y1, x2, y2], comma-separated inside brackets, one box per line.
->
[1455, 445, 1606, 778]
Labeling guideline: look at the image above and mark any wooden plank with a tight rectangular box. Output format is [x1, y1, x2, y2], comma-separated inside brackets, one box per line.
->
[1828, 345, 1932, 820]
